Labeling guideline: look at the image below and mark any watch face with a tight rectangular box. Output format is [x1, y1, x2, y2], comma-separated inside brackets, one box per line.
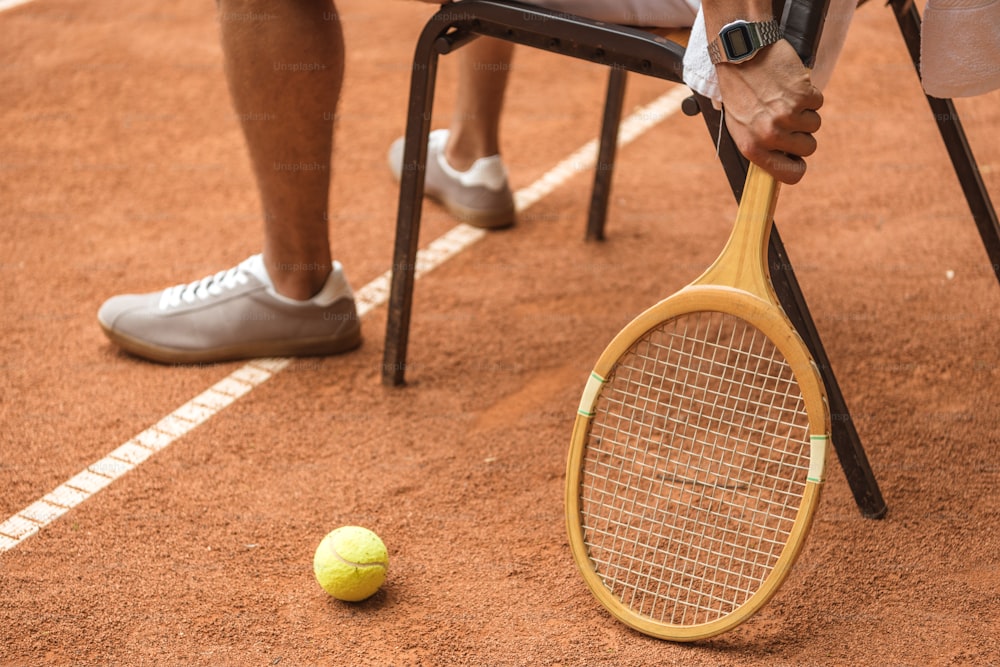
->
[723, 25, 753, 60]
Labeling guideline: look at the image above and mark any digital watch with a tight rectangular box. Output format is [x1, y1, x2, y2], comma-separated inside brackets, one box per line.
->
[707, 19, 783, 65]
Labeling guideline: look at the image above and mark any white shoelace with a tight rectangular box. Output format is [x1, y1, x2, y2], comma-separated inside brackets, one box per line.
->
[158, 263, 251, 310]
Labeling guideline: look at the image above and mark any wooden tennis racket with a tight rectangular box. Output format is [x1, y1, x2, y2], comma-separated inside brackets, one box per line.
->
[566, 163, 829, 641]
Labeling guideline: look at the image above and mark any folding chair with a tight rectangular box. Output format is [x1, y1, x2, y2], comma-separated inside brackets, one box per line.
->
[379, 0, 996, 520]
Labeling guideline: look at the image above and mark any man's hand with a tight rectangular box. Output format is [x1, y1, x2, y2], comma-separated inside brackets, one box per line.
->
[715, 39, 823, 184]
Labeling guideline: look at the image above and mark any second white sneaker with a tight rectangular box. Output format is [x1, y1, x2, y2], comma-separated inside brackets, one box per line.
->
[388, 129, 516, 229]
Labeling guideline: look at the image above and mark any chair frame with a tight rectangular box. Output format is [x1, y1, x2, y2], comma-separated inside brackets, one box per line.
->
[379, 0, 999, 521]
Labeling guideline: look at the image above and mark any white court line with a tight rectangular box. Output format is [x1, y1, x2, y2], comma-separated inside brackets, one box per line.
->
[0, 0, 36, 12]
[0, 85, 691, 553]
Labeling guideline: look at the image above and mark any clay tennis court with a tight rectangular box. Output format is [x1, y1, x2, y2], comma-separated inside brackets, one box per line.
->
[2, 0, 999, 663]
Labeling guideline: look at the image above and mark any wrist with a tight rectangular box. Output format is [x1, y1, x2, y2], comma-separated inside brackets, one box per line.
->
[708, 19, 783, 65]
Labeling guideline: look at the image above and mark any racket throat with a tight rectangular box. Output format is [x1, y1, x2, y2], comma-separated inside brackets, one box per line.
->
[693, 165, 781, 299]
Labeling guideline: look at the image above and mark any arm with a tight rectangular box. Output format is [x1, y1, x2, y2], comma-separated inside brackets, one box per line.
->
[703, 0, 824, 184]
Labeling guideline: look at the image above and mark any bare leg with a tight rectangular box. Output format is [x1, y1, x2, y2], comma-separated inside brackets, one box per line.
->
[444, 37, 515, 171]
[219, 0, 343, 299]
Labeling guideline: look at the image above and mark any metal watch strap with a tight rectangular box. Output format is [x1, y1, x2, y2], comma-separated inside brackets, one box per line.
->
[708, 20, 783, 65]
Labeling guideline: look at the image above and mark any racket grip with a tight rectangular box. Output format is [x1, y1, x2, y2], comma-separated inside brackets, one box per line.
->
[779, 0, 831, 67]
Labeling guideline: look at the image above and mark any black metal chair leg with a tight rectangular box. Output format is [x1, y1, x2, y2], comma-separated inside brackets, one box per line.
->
[694, 93, 888, 519]
[382, 23, 454, 386]
[586, 68, 628, 241]
[382, 2, 688, 387]
[888, 0, 1000, 287]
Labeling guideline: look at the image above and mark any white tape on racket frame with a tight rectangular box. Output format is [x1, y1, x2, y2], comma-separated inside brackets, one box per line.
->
[808, 434, 828, 483]
[577, 371, 606, 418]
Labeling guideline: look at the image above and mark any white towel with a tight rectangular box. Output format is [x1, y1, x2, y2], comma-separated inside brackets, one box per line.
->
[921, 0, 1000, 98]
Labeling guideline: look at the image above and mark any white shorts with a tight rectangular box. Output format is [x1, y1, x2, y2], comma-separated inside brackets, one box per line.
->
[527, 0, 857, 102]
[525, 0, 700, 28]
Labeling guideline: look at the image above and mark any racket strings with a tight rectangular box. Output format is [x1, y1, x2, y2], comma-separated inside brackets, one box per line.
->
[580, 311, 811, 626]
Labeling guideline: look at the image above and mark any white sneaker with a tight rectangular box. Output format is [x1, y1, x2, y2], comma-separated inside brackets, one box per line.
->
[388, 129, 515, 229]
[97, 254, 361, 364]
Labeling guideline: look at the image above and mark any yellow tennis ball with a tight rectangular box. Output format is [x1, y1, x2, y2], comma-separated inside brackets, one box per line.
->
[313, 526, 389, 601]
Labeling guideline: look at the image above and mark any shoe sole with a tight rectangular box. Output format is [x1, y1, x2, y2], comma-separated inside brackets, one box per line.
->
[431, 193, 516, 230]
[100, 322, 363, 365]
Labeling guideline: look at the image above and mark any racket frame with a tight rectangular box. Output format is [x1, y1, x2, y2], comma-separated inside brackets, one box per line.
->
[566, 166, 829, 641]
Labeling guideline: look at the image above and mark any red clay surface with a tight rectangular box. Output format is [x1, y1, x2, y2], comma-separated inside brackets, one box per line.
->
[2, 0, 999, 664]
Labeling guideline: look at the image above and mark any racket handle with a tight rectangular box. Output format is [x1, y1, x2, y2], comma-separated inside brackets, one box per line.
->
[779, 0, 831, 67]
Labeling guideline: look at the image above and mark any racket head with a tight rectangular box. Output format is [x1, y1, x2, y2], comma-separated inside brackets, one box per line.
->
[566, 287, 828, 641]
